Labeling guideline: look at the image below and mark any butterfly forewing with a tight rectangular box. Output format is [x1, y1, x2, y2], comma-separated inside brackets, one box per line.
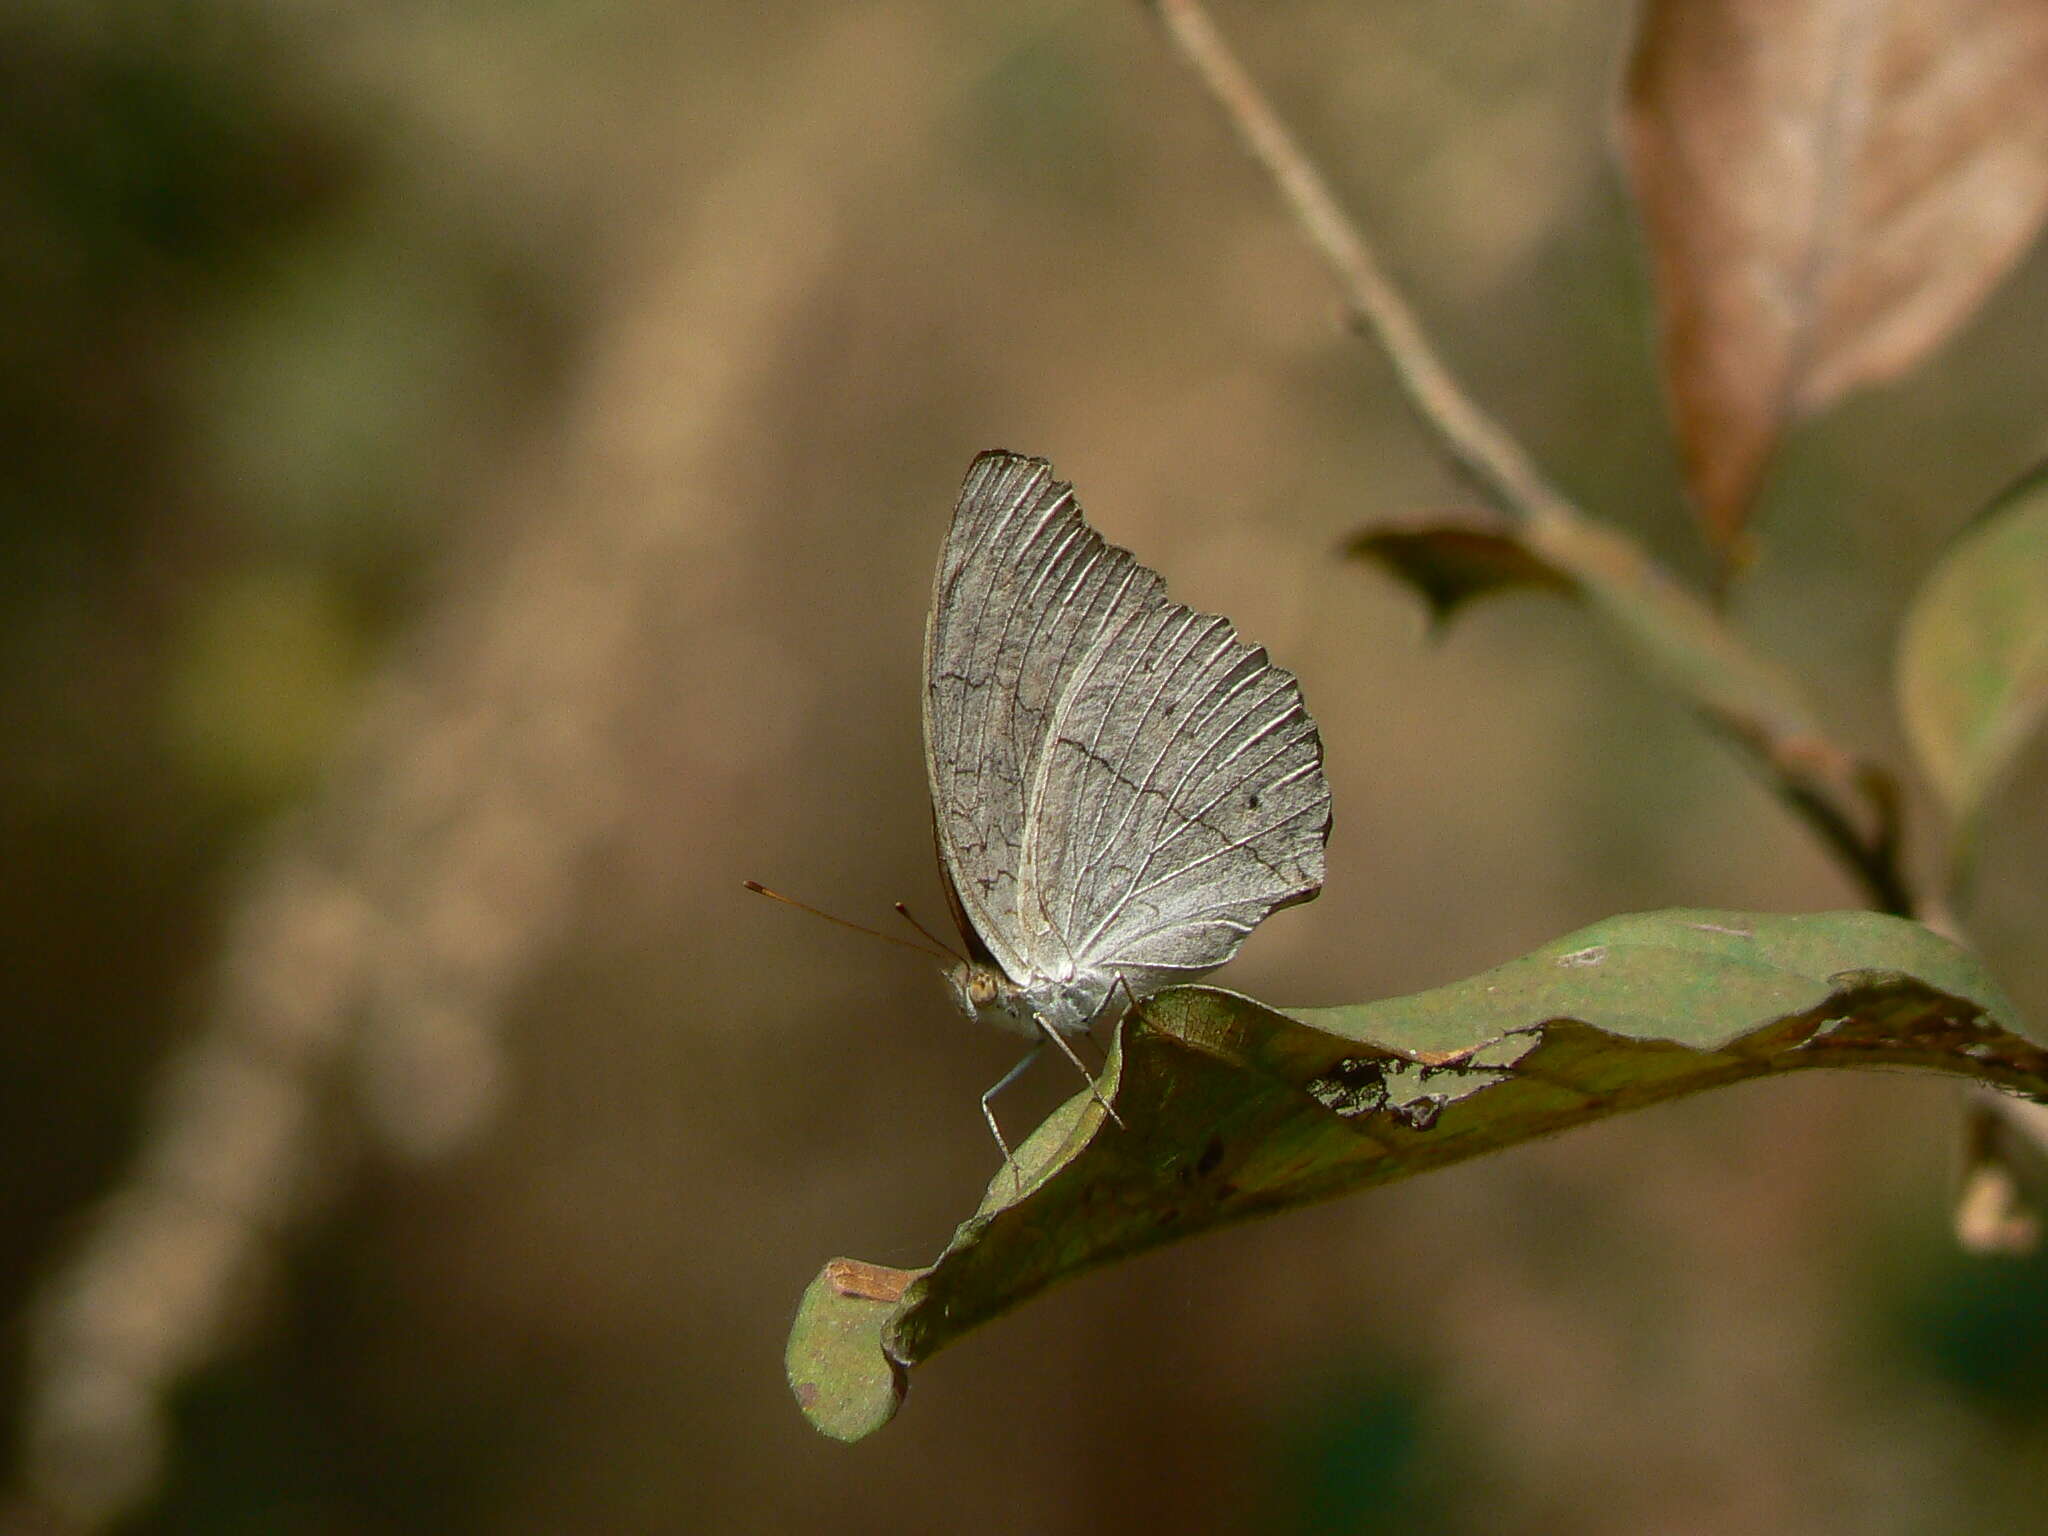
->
[924, 453, 1153, 979]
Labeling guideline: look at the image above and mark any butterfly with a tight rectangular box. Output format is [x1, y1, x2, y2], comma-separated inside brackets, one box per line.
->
[924, 451, 1332, 1161]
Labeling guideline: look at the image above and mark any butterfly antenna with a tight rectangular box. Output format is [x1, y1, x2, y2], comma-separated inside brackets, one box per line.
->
[893, 901, 965, 964]
[742, 881, 950, 960]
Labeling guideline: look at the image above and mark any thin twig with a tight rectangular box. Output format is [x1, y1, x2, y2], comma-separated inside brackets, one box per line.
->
[1142, 0, 1911, 915]
[1781, 769, 1913, 918]
[1146, 0, 1576, 530]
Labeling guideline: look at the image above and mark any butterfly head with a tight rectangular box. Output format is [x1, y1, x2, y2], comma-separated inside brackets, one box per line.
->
[946, 957, 1114, 1039]
[945, 959, 1040, 1037]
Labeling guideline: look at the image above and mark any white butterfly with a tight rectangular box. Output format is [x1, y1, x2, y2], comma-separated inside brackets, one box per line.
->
[924, 451, 1332, 1156]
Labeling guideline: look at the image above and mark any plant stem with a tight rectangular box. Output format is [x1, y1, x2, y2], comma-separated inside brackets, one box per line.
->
[1146, 0, 1575, 530]
[1142, 0, 1911, 916]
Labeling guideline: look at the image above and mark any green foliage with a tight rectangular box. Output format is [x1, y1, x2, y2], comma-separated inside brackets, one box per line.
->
[1899, 462, 2048, 884]
[1265, 1371, 1433, 1536]
[1903, 1248, 2048, 1419]
[792, 910, 2043, 1440]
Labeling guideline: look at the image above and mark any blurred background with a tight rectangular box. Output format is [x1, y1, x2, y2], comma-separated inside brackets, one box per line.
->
[5, 1, 2048, 1532]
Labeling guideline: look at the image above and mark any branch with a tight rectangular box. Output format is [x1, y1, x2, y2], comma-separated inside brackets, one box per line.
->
[1142, 0, 1911, 917]
[1146, 0, 1575, 529]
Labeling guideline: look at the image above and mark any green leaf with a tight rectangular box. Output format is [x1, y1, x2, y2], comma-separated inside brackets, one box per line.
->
[1898, 461, 2048, 856]
[785, 1259, 917, 1442]
[789, 909, 2045, 1440]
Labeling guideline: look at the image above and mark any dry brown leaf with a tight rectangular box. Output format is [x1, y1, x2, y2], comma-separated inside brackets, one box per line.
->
[1625, 0, 2048, 553]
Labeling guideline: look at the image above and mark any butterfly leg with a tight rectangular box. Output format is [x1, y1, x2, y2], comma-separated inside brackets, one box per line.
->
[981, 1043, 1042, 1191]
[1040, 1021, 1127, 1131]
[1110, 972, 1146, 1031]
